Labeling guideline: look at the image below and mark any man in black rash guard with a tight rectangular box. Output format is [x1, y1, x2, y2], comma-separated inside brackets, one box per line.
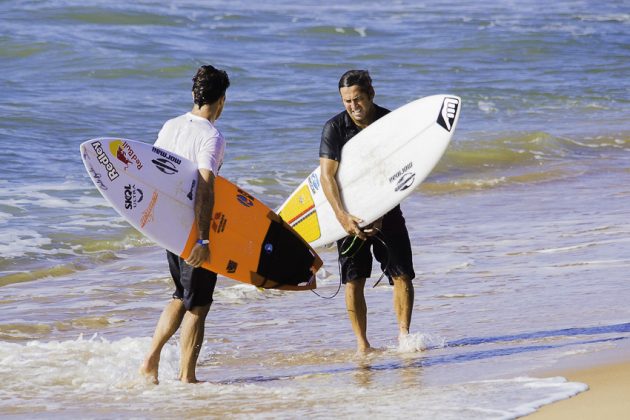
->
[319, 70, 416, 354]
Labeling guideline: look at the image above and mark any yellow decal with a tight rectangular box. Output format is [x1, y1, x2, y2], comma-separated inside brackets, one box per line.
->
[279, 185, 321, 242]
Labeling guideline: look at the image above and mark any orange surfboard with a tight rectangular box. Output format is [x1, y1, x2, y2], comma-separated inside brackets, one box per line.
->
[80, 138, 321, 291]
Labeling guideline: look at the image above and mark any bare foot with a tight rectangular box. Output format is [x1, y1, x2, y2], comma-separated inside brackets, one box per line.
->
[356, 345, 376, 356]
[179, 376, 204, 384]
[139, 361, 159, 385]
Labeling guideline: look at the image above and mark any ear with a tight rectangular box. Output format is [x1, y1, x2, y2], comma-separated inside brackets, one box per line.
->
[368, 86, 375, 100]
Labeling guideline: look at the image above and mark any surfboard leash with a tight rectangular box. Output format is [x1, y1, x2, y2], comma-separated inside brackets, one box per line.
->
[309, 235, 358, 299]
[370, 230, 391, 288]
[310, 264, 342, 300]
[310, 230, 391, 299]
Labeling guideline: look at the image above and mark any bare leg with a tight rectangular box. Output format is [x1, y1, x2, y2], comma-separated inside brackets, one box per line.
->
[345, 278, 371, 353]
[392, 276, 414, 339]
[178, 303, 211, 383]
[140, 299, 186, 384]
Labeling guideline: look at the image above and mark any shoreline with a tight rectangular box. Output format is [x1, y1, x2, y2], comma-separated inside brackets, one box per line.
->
[526, 341, 630, 419]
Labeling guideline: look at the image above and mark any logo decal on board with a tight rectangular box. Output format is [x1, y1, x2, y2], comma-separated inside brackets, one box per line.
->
[264, 243, 273, 254]
[110, 140, 143, 170]
[187, 180, 196, 201]
[87, 166, 108, 191]
[395, 172, 416, 192]
[90, 141, 120, 181]
[307, 173, 320, 193]
[226, 260, 238, 273]
[389, 162, 416, 192]
[124, 184, 144, 209]
[151, 147, 181, 175]
[212, 212, 227, 233]
[236, 189, 254, 207]
[152, 158, 178, 175]
[140, 191, 159, 227]
[436, 97, 459, 132]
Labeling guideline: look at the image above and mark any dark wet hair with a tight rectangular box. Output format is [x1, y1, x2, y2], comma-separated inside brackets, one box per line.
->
[338, 69, 373, 95]
[192, 65, 230, 107]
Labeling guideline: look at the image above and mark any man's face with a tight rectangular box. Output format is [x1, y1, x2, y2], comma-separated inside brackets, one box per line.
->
[340, 85, 374, 127]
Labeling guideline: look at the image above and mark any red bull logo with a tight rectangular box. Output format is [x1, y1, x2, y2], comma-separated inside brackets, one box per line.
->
[110, 140, 143, 170]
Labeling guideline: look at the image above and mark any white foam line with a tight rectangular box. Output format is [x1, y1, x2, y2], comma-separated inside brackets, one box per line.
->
[534, 237, 630, 254]
[508, 376, 588, 418]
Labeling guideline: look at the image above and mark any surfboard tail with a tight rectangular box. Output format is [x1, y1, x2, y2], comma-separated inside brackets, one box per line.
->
[250, 238, 322, 291]
[268, 275, 318, 291]
[250, 269, 318, 291]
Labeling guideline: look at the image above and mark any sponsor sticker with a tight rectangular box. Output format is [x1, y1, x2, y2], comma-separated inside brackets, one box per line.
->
[388, 162, 416, 192]
[91, 141, 120, 181]
[187, 179, 196, 201]
[226, 260, 238, 273]
[152, 158, 178, 175]
[124, 184, 144, 210]
[140, 191, 159, 228]
[236, 189, 254, 207]
[436, 97, 460, 132]
[151, 147, 181, 175]
[389, 162, 412, 182]
[110, 140, 143, 170]
[212, 212, 227, 233]
[87, 165, 108, 191]
[307, 173, 320, 194]
[395, 172, 416, 192]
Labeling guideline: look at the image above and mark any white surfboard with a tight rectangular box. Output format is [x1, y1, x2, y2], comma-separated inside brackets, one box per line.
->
[278, 94, 461, 248]
[80, 138, 321, 291]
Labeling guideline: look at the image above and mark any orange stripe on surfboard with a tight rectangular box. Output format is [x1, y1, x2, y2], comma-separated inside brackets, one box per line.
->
[286, 204, 315, 225]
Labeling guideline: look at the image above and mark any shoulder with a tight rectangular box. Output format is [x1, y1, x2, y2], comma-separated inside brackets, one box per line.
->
[197, 121, 225, 157]
[320, 110, 349, 160]
[374, 104, 391, 119]
[157, 114, 187, 138]
[323, 110, 348, 130]
[162, 113, 188, 128]
[200, 128, 225, 148]
[156, 114, 183, 145]
[182, 113, 223, 144]
[321, 110, 349, 145]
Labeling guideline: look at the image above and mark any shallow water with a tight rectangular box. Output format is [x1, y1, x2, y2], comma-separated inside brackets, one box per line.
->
[1, 0, 629, 418]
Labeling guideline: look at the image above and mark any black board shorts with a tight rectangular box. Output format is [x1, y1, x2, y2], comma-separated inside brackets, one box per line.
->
[166, 251, 217, 310]
[336, 205, 416, 285]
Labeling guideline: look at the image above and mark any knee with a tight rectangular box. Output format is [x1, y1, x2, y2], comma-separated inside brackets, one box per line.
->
[393, 276, 413, 289]
[346, 278, 366, 292]
[188, 303, 211, 318]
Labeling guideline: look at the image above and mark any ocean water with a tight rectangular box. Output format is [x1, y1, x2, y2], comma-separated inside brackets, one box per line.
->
[1, 0, 629, 418]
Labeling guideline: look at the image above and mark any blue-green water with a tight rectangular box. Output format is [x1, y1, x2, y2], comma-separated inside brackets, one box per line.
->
[1, 1, 629, 418]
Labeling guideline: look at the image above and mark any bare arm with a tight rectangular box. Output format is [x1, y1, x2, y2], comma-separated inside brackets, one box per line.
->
[319, 157, 367, 240]
[185, 168, 214, 267]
